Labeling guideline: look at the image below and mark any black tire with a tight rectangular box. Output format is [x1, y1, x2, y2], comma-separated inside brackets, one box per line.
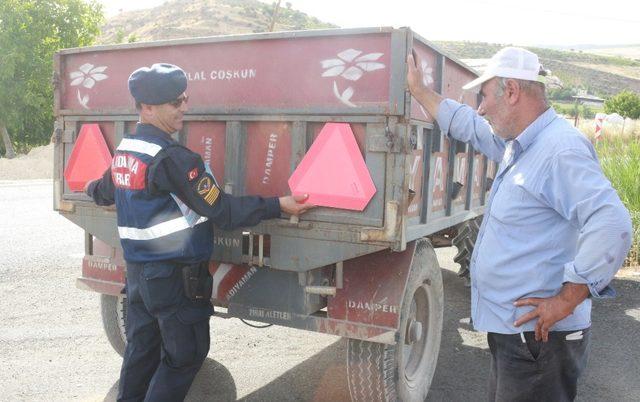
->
[452, 217, 481, 279]
[100, 294, 127, 357]
[347, 239, 444, 402]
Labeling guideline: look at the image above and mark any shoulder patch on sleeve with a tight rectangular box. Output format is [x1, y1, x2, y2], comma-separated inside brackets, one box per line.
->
[195, 174, 220, 205]
[163, 145, 208, 186]
[188, 168, 199, 181]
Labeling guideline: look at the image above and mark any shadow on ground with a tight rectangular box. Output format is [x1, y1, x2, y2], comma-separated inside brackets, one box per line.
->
[104, 269, 640, 401]
[103, 358, 237, 401]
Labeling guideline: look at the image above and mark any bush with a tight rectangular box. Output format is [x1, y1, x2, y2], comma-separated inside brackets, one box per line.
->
[595, 138, 640, 266]
[582, 105, 595, 119]
[548, 87, 577, 101]
[552, 102, 596, 119]
[604, 90, 640, 119]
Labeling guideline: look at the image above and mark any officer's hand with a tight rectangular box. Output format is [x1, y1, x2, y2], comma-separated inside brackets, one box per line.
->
[279, 194, 315, 216]
[513, 283, 590, 342]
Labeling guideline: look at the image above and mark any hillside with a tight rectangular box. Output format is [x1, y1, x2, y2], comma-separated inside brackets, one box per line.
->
[98, 1, 639, 98]
[99, 0, 336, 44]
[434, 41, 640, 97]
[561, 44, 640, 60]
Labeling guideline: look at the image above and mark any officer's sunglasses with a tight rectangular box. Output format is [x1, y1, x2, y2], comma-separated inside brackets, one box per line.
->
[169, 94, 188, 108]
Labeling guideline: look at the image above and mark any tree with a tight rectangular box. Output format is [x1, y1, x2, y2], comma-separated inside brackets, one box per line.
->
[268, 0, 281, 32]
[0, 0, 103, 157]
[604, 90, 640, 119]
[115, 28, 126, 43]
[547, 86, 577, 101]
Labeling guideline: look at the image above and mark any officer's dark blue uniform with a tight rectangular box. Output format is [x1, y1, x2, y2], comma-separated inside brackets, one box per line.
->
[87, 64, 281, 402]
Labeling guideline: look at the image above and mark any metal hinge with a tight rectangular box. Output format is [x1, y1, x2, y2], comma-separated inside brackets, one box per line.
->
[385, 124, 397, 149]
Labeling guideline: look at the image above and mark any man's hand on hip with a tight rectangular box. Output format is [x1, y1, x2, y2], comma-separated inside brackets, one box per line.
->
[513, 283, 590, 342]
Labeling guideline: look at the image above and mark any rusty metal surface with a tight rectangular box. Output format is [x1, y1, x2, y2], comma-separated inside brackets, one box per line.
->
[57, 27, 398, 55]
[329, 242, 416, 329]
[75, 278, 124, 296]
[184, 122, 227, 182]
[56, 27, 491, 277]
[76, 237, 126, 295]
[57, 32, 393, 114]
[69, 211, 440, 346]
[231, 303, 397, 344]
[409, 42, 440, 123]
[431, 141, 450, 213]
[210, 261, 329, 315]
[244, 121, 291, 197]
[207, 242, 417, 343]
[359, 201, 400, 242]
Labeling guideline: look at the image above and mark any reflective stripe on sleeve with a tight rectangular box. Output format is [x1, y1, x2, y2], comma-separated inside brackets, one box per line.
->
[117, 138, 163, 157]
[118, 215, 209, 240]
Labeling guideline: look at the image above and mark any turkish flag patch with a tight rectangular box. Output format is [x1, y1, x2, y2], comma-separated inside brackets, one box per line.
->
[188, 168, 199, 181]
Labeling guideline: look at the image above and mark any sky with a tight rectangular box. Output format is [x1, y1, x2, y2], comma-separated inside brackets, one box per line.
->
[99, 0, 640, 47]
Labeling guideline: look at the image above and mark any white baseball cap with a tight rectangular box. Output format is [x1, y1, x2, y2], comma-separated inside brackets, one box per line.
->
[462, 47, 545, 90]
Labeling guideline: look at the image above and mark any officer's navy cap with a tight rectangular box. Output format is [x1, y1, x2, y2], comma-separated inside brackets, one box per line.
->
[128, 63, 187, 105]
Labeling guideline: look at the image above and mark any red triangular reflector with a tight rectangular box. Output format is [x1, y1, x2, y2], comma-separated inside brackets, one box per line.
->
[288, 123, 376, 211]
[64, 124, 112, 192]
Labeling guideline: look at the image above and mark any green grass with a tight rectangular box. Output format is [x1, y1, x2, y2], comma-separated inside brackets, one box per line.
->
[595, 138, 640, 266]
[552, 101, 603, 119]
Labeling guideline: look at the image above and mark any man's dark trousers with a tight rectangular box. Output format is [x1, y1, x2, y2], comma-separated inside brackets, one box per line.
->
[117, 261, 212, 402]
[487, 329, 590, 402]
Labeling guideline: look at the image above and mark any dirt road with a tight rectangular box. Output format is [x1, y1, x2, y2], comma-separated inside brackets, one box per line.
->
[1, 180, 638, 401]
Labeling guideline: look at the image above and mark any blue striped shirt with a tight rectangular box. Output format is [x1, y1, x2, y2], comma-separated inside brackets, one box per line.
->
[438, 99, 632, 334]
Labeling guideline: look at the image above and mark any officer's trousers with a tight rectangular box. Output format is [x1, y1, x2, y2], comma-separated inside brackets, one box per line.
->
[117, 261, 212, 402]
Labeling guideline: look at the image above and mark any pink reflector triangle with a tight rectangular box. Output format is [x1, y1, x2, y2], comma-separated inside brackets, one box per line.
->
[288, 123, 376, 211]
[64, 124, 112, 192]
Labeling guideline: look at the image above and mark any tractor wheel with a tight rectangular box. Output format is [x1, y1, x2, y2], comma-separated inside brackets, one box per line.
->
[452, 217, 482, 280]
[100, 294, 127, 357]
[346, 239, 444, 402]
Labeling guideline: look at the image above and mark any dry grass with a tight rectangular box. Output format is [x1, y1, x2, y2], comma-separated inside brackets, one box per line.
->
[570, 62, 640, 80]
[578, 118, 640, 141]
[582, 46, 640, 60]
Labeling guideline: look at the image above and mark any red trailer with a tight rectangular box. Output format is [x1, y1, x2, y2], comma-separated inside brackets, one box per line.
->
[53, 27, 492, 401]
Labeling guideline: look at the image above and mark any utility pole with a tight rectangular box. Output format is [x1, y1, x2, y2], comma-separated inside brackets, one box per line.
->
[269, 0, 282, 32]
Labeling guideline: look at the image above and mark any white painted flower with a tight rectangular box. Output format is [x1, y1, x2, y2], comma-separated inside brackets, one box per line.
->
[321, 49, 385, 81]
[69, 63, 108, 109]
[70, 63, 108, 89]
[321, 49, 386, 107]
[417, 60, 435, 118]
[421, 60, 434, 86]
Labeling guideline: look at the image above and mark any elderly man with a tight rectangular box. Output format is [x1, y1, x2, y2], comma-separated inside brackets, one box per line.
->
[407, 47, 632, 401]
[86, 63, 314, 401]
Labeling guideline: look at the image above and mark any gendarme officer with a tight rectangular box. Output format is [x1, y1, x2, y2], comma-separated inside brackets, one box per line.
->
[85, 63, 314, 401]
